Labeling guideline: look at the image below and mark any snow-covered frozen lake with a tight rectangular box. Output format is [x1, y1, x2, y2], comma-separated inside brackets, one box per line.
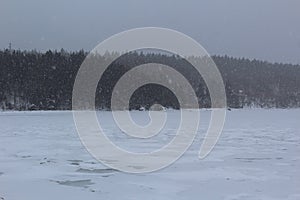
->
[0, 109, 299, 200]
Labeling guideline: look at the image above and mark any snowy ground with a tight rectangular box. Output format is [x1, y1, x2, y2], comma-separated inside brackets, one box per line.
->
[0, 109, 300, 200]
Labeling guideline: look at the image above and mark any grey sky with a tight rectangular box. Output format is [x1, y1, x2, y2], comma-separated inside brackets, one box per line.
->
[0, 0, 299, 64]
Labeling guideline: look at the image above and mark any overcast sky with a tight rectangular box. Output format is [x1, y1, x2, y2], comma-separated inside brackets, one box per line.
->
[0, 0, 299, 64]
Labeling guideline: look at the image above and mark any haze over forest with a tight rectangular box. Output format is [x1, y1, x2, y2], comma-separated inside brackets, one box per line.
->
[1, 0, 300, 64]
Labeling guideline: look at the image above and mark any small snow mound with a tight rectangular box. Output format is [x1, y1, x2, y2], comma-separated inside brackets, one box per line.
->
[150, 104, 166, 111]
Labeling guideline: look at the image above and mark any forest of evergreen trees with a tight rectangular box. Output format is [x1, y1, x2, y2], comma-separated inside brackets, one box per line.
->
[0, 49, 300, 111]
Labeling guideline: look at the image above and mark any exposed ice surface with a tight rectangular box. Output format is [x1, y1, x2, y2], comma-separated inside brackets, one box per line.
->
[0, 109, 300, 200]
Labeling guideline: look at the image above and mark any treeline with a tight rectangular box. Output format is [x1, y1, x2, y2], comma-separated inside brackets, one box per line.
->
[0, 49, 300, 110]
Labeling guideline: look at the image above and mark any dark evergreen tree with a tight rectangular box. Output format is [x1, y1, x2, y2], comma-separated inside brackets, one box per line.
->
[0, 49, 299, 110]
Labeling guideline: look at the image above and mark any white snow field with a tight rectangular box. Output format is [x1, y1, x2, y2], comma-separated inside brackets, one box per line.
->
[0, 109, 300, 200]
